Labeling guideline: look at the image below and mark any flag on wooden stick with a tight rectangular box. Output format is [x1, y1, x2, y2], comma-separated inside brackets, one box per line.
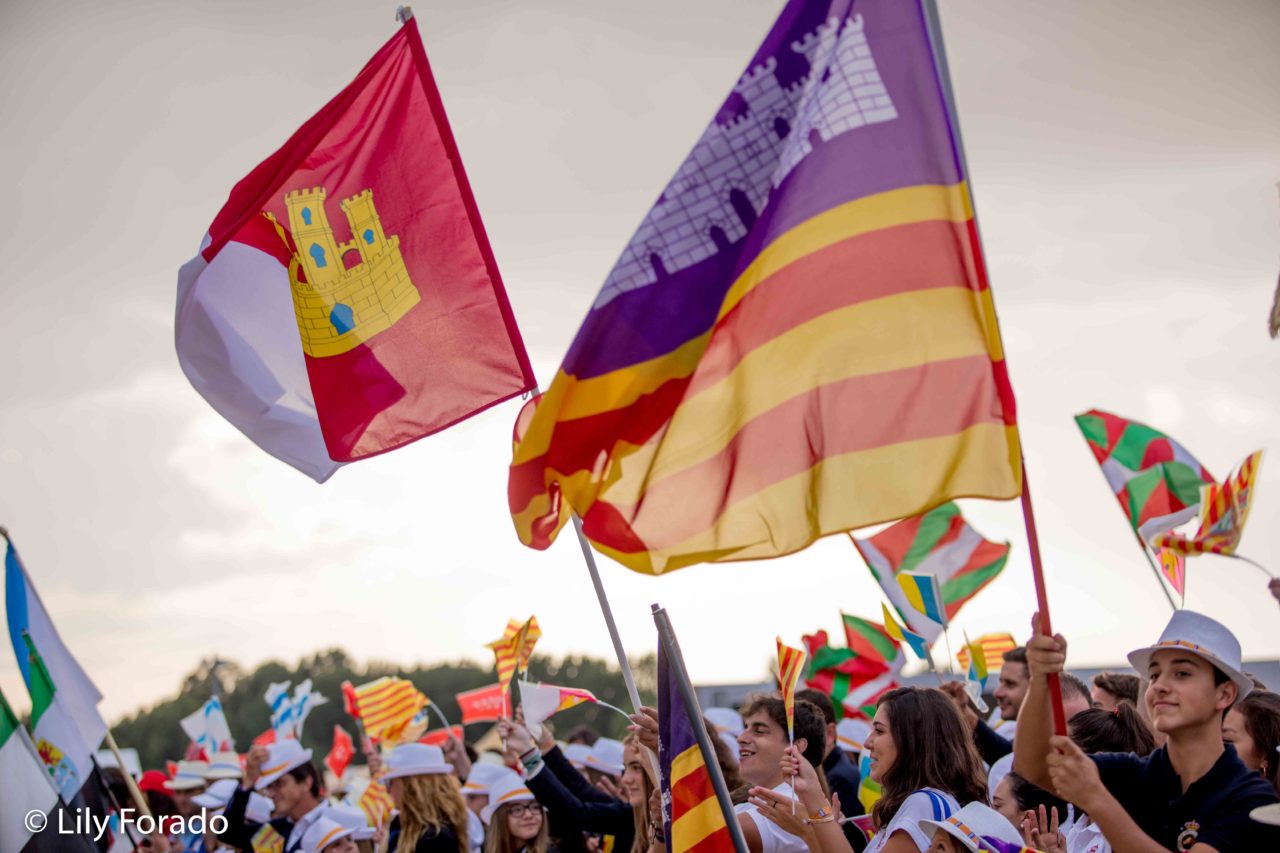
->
[1153, 451, 1263, 558]
[956, 633, 1017, 672]
[776, 638, 807, 743]
[351, 677, 427, 743]
[880, 604, 930, 662]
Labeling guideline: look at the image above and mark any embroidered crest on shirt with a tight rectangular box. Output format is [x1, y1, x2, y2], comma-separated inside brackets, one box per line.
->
[1176, 820, 1200, 851]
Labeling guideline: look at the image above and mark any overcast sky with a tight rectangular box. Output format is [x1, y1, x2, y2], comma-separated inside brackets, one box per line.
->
[1, 0, 1278, 725]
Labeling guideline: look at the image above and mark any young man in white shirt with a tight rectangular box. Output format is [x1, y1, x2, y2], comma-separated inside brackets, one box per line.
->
[734, 695, 828, 853]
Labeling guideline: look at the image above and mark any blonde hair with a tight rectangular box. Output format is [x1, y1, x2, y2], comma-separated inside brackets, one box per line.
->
[482, 802, 549, 853]
[624, 734, 655, 853]
[397, 773, 469, 853]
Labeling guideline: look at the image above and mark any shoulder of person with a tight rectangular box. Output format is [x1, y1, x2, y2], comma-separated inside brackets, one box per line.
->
[892, 789, 956, 823]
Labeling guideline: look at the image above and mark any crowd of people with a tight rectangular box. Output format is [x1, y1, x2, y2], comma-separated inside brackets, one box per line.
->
[109, 609, 1280, 853]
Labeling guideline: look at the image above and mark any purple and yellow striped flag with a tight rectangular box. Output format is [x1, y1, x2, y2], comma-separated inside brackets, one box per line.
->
[507, 0, 1021, 574]
[777, 637, 807, 741]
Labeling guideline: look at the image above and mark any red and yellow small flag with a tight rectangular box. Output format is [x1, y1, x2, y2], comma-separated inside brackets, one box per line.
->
[776, 637, 807, 742]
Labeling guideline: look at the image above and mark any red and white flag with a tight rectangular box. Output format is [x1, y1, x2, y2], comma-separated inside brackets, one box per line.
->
[176, 17, 535, 481]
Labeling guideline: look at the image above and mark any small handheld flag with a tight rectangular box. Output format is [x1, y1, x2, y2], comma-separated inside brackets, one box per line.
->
[776, 638, 807, 743]
[897, 571, 948, 626]
[880, 603, 930, 662]
[956, 633, 1016, 672]
[962, 631, 989, 714]
[351, 677, 428, 742]
[1157, 548, 1186, 600]
[1153, 451, 1264, 559]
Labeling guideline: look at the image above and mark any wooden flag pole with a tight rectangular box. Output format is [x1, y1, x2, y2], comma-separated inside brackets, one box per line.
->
[105, 729, 155, 820]
[1018, 460, 1069, 736]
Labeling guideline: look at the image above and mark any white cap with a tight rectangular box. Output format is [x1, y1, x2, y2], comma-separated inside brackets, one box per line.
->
[164, 761, 209, 791]
[462, 762, 510, 796]
[704, 707, 744, 736]
[836, 718, 869, 753]
[480, 771, 535, 824]
[919, 802, 1024, 853]
[584, 737, 624, 776]
[204, 751, 242, 780]
[300, 817, 353, 853]
[564, 743, 592, 768]
[255, 740, 314, 790]
[1128, 610, 1253, 703]
[327, 805, 376, 841]
[380, 743, 453, 780]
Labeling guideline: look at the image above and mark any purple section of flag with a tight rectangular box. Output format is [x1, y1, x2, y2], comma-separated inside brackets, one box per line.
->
[564, 0, 959, 379]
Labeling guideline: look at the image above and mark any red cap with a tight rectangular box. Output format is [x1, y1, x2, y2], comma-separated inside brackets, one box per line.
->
[138, 770, 169, 793]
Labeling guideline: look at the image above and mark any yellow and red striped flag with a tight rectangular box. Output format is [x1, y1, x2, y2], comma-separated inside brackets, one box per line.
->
[776, 637, 807, 742]
[488, 616, 540, 702]
[956, 632, 1017, 672]
[358, 778, 395, 827]
[351, 677, 427, 742]
[1152, 451, 1263, 557]
[508, 0, 1022, 575]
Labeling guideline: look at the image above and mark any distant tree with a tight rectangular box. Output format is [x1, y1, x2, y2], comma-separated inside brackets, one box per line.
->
[110, 649, 657, 769]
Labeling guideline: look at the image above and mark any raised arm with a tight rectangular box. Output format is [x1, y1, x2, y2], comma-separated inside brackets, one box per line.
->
[1011, 614, 1067, 794]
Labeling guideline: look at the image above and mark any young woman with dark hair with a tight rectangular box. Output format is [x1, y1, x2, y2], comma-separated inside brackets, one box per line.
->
[1225, 690, 1280, 795]
[862, 687, 987, 852]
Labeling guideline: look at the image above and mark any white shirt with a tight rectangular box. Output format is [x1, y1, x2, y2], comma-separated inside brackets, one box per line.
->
[286, 802, 329, 853]
[865, 789, 960, 853]
[734, 782, 809, 853]
[467, 810, 484, 852]
[1066, 817, 1111, 853]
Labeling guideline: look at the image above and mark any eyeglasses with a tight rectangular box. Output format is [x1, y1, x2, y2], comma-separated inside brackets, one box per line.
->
[507, 803, 543, 818]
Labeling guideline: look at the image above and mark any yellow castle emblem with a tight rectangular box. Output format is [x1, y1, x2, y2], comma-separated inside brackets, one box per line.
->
[266, 187, 419, 358]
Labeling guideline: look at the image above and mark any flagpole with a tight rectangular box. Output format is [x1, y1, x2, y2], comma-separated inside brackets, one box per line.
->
[1138, 537, 1180, 611]
[1227, 553, 1276, 579]
[104, 729, 155, 821]
[653, 604, 750, 853]
[920, 0, 1067, 734]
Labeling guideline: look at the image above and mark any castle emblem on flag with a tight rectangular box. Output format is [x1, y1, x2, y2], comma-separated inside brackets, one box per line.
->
[267, 187, 420, 357]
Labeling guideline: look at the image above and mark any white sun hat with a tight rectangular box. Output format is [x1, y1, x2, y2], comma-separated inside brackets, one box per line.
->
[301, 817, 354, 853]
[164, 760, 209, 791]
[480, 771, 536, 825]
[919, 802, 1024, 853]
[584, 737, 624, 776]
[255, 740, 314, 790]
[462, 762, 510, 796]
[327, 804, 376, 841]
[192, 778, 237, 809]
[1127, 610, 1253, 703]
[836, 718, 870, 753]
[564, 743, 593, 768]
[204, 751, 243, 780]
[704, 707, 744, 736]
[380, 743, 453, 780]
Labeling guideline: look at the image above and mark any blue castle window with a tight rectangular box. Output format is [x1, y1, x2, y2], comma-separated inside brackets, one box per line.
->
[363, 229, 375, 245]
[301, 207, 312, 226]
[310, 243, 328, 268]
[329, 303, 355, 335]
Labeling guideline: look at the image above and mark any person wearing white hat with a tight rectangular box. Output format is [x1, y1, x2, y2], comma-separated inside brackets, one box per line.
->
[166, 760, 210, 852]
[919, 802, 1025, 853]
[192, 779, 274, 852]
[562, 743, 592, 770]
[480, 772, 549, 853]
[461, 764, 510, 853]
[380, 743, 469, 853]
[203, 752, 244, 782]
[705, 707, 745, 737]
[836, 718, 870, 756]
[498, 719, 635, 853]
[218, 740, 330, 853]
[300, 817, 358, 853]
[1015, 609, 1280, 851]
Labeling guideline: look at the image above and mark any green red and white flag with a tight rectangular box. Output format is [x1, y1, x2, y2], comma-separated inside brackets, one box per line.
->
[0, 687, 58, 852]
[1074, 409, 1216, 544]
[851, 502, 1009, 643]
[840, 613, 905, 671]
[841, 671, 901, 722]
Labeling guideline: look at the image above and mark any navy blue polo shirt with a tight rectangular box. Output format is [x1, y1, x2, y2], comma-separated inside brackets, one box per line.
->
[1092, 743, 1280, 850]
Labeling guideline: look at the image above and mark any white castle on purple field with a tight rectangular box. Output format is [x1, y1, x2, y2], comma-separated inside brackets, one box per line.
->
[597, 13, 898, 308]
